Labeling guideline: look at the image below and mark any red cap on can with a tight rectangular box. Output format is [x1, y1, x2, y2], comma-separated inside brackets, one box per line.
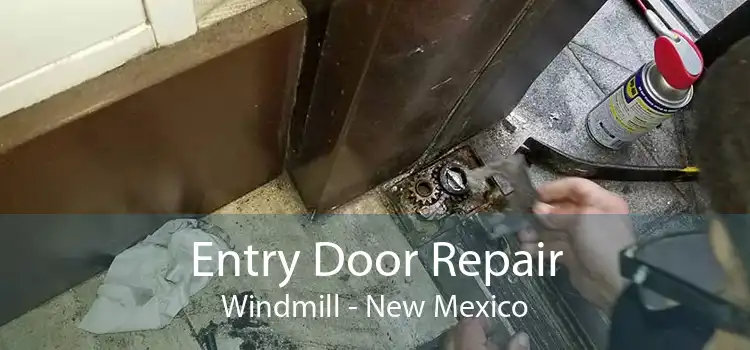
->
[654, 31, 704, 90]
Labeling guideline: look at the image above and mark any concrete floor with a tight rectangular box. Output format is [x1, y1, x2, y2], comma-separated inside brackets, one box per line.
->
[0, 174, 455, 350]
[0, 0, 746, 349]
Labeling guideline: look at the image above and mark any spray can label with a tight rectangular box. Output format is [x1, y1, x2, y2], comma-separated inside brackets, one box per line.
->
[586, 63, 681, 149]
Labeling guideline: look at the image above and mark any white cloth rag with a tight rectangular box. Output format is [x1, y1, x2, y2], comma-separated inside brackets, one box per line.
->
[79, 219, 228, 334]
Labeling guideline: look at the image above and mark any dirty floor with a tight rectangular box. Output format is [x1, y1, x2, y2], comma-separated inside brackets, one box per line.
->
[0, 174, 455, 350]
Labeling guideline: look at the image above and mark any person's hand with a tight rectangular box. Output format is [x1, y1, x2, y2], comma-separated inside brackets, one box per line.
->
[519, 177, 635, 312]
[442, 318, 530, 350]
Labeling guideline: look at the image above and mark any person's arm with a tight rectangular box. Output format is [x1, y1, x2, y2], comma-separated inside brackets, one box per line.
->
[519, 177, 635, 312]
[445, 178, 635, 350]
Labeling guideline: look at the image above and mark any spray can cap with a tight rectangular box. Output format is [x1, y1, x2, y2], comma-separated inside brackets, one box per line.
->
[654, 31, 704, 90]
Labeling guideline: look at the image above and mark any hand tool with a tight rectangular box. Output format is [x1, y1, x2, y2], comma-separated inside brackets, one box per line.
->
[465, 153, 546, 239]
[517, 137, 700, 182]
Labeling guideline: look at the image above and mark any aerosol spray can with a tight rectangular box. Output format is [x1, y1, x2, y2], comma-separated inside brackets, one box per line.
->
[586, 30, 704, 149]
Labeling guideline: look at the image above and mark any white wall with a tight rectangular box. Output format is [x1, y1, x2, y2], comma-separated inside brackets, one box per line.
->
[0, 0, 147, 86]
[0, 0, 197, 118]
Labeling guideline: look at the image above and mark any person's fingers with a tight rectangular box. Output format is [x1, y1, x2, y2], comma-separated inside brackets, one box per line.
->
[537, 178, 629, 215]
[536, 226, 568, 242]
[457, 317, 490, 340]
[534, 201, 581, 218]
[447, 318, 490, 350]
[521, 235, 570, 268]
[534, 202, 580, 230]
[520, 242, 539, 255]
[540, 239, 568, 253]
[536, 177, 601, 204]
[532, 202, 554, 215]
[519, 226, 566, 252]
[505, 332, 531, 350]
[441, 330, 457, 350]
[541, 240, 572, 266]
[543, 202, 580, 215]
[527, 234, 569, 256]
[474, 317, 491, 334]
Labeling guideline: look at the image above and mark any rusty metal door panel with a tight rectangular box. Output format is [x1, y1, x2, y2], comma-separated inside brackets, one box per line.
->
[290, 0, 540, 211]
[431, 0, 608, 157]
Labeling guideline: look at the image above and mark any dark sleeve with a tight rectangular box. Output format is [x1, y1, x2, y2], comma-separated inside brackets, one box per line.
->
[608, 285, 715, 350]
